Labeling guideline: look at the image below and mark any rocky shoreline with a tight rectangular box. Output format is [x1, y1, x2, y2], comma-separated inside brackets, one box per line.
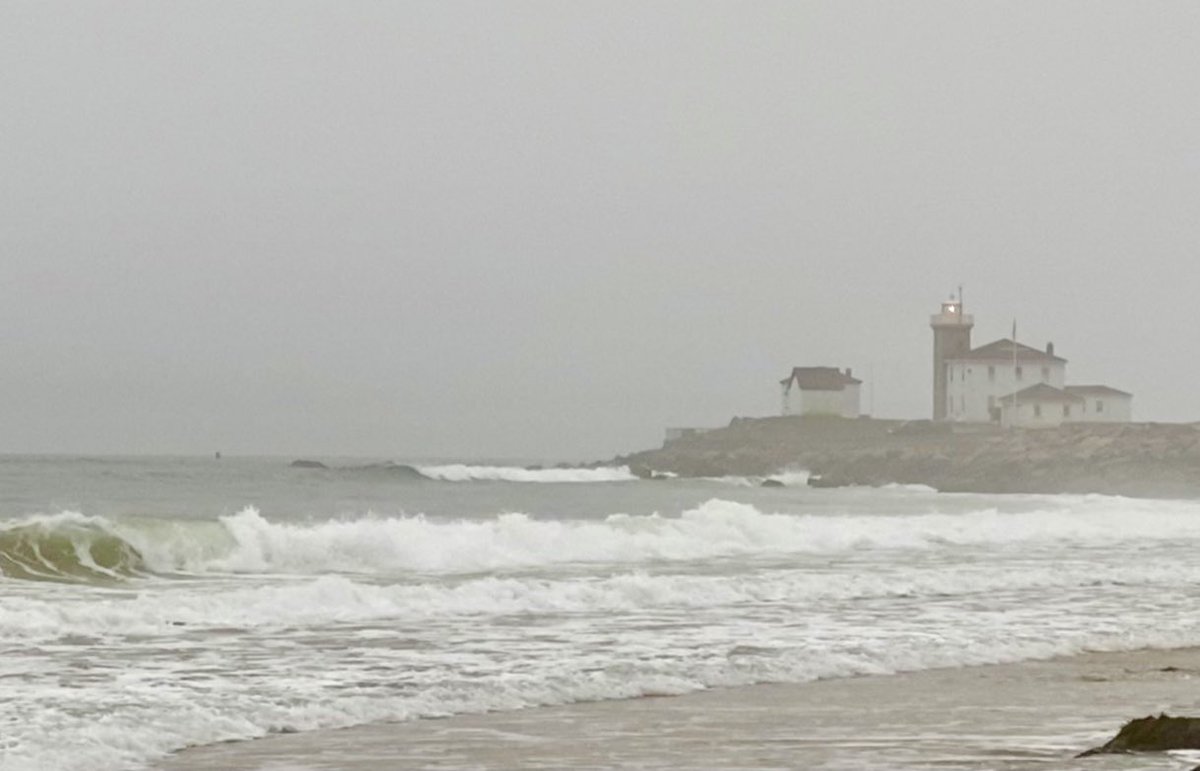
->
[613, 415, 1200, 498]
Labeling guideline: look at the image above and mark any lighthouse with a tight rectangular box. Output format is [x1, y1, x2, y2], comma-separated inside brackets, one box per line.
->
[930, 295, 973, 420]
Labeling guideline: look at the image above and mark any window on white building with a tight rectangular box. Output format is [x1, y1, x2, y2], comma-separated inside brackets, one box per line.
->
[1041, 367, 1049, 382]
[1062, 404, 1070, 417]
[1016, 366, 1023, 381]
[988, 366, 995, 382]
[1034, 404, 1041, 417]
[1096, 400, 1104, 413]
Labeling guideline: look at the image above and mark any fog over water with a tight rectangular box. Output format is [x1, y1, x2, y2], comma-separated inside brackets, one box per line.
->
[2, 2, 1198, 459]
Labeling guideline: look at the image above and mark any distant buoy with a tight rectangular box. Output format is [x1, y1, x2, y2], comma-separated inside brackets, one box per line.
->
[215, 451, 222, 460]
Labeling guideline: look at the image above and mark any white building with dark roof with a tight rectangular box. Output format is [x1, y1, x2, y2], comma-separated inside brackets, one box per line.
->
[930, 298, 1132, 427]
[780, 366, 861, 418]
[945, 339, 1066, 423]
[996, 383, 1083, 428]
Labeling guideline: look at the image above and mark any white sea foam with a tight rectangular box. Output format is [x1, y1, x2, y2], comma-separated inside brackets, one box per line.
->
[10, 564, 1200, 771]
[769, 470, 812, 486]
[10, 494, 1200, 579]
[878, 482, 939, 493]
[11, 493, 1200, 771]
[191, 495, 1200, 574]
[706, 470, 812, 487]
[414, 464, 638, 482]
[8, 555, 1200, 643]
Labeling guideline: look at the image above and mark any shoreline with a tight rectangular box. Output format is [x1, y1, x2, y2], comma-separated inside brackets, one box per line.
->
[614, 416, 1200, 498]
[161, 646, 1200, 770]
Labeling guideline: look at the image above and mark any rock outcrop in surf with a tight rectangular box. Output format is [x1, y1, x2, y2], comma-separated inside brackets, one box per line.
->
[289, 459, 329, 469]
[1079, 714, 1200, 756]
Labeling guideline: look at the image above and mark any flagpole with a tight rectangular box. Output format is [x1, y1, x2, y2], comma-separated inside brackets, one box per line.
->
[1011, 319, 1018, 428]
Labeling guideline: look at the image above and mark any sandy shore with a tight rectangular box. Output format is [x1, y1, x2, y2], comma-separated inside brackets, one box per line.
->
[162, 647, 1200, 770]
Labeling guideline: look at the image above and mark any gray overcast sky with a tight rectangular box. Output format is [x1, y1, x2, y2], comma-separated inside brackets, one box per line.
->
[2, 2, 1198, 460]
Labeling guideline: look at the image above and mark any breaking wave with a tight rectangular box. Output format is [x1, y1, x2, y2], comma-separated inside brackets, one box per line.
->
[7, 494, 1200, 582]
[0, 513, 146, 582]
[330, 462, 638, 483]
[413, 464, 638, 483]
[342, 461, 429, 480]
[11, 493, 1200, 771]
[708, 470, 812, 487]
[195, 496, 1200, 575]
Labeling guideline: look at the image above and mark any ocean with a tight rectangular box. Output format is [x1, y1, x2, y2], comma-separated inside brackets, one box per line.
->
[4, 455, 1200, 770]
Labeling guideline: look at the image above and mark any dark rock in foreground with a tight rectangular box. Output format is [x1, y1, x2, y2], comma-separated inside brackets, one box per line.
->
[1079, 714, 1200, 756]
[289, 459, 329, 469]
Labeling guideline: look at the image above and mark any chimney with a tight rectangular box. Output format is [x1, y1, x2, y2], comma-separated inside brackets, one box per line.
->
[845, 367, 853, 378]
[1046, 342, 1054, 356]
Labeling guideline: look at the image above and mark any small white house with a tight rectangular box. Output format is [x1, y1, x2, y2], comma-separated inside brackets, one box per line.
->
[780, 367, 861, 418]
[1064, 386, 1134, 423]
[997, 383, 1084, 429]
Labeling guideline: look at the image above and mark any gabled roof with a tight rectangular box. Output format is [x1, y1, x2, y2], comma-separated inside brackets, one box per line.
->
[1065, 385, 1132, 398]
[947, 338, 1066, 363]
[997, 383, 1084, 404]
[780, 366, 861, 391]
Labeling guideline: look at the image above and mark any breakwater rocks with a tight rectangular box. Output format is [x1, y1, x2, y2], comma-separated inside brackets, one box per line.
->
[615, 416, 1200, 498]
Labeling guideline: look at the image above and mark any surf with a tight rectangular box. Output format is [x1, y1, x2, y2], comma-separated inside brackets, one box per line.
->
[0, 512, 147, 583]
[413, 464, 638, 483]
[7, 494, 1200, 582]
[301, 461, 639, 483]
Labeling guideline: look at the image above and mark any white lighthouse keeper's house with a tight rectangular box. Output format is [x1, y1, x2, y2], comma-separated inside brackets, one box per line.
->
[929, 297, 1131, 427]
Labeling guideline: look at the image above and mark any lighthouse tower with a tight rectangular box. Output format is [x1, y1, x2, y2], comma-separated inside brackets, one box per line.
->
[930, 296, 973, 420]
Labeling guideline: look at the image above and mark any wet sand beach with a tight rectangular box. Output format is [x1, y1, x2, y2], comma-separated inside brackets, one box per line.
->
[163, 647, 1200, 771]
